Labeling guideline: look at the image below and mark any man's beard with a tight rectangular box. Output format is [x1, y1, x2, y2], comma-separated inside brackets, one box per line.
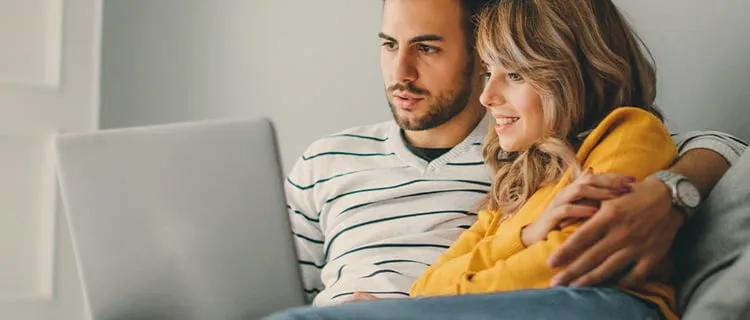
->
[386, 61, 475, 131]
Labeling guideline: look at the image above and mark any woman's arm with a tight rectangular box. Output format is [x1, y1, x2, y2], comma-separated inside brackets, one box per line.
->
[410, 107, 678, 297]
[411, 224, 580, 296]
[414, 209, 519, 273]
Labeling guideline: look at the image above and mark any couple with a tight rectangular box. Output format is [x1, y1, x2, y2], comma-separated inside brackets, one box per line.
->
[270, 0, 746, 319]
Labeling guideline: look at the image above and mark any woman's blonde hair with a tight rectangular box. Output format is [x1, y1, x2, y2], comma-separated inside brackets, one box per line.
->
[475, 0, 663, 215]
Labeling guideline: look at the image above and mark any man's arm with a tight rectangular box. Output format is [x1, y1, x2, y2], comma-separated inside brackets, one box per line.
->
[548, 131, 747, 287]
[670, 130, 746, 196]
[666, 148, 728, 199]
[285, 158, 326, 303]
[672, 130, 747, 170]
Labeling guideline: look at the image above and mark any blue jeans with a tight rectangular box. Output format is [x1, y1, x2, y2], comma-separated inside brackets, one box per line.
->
[264, 287, 663, 320]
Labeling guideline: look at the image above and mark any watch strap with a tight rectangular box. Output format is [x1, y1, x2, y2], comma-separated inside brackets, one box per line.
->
[651, 170, 698, 219]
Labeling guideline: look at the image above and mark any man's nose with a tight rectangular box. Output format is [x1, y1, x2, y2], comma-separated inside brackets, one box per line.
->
[393, 50, 418, 84]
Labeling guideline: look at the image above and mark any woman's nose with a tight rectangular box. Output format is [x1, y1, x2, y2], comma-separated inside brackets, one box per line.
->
[479, 77, 505, 108]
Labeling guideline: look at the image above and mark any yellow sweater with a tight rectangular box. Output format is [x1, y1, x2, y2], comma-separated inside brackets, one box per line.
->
[410, 107, 679, 320]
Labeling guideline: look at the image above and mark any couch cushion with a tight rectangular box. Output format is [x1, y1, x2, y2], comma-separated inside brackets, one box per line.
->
[683, 245, 750, 320]
[674, 150, 750, 313]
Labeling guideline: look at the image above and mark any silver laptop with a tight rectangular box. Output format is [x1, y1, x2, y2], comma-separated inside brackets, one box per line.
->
[54, 117, 306, 320]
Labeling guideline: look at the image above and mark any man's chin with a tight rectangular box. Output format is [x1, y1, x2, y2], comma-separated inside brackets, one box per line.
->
[390, 109, 423, 130]
[394, 115, 432, 131]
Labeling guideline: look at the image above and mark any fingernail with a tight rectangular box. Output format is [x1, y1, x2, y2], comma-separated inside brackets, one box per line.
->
[547, 257, 558, 267]
[551, 277, 561, 286]
[624, 176, 636, 183]
[620, 180, 633, 189]
[551, 274, 566, 286]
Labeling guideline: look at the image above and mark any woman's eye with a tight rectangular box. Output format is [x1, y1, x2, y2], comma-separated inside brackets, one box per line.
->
[481, 72, 492, 85]
[507, 73, 523, 82]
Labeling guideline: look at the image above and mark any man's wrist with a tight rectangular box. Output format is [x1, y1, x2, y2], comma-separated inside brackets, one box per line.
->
[669, 207, 687, 227]
[664, 148, 730, 198]
[644, 176, 687, 225]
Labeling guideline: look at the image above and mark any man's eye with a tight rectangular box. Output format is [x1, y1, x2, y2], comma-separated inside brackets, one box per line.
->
[507, 73, 523, 81]
[381, 42, 397, 51]
[417, 44, 440, 54]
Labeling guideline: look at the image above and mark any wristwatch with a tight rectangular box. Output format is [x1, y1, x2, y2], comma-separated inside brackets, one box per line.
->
[650, 170, 701, 219]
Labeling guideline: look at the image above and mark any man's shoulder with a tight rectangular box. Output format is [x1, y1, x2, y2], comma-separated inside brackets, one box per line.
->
[287, 120, 397, 182]
[303, 121, 395, 154]
[325, 121, 395, 142]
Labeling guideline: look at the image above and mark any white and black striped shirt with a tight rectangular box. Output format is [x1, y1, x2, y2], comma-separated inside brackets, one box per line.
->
[285, 117, 746, 306]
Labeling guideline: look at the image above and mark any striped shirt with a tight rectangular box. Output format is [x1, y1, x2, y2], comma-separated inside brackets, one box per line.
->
[285, 115, 746, 306]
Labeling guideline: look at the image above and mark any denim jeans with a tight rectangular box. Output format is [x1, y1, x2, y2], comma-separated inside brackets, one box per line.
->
[264, 286, 663, 320]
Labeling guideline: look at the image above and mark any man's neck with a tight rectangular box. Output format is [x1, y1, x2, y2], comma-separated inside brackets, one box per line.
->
[403, 105, 486, 149]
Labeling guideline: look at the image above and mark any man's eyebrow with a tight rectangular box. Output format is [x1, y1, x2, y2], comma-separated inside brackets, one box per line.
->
[409, 34, 444, 43]
[378, 33, 445, 44]
[378, 32, 396, 42]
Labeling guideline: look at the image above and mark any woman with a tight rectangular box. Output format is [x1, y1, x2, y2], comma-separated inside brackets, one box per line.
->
[267, 0, 677, 318]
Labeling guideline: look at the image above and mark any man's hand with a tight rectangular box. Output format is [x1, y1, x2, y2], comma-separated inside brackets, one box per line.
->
[548, 177, 684, 287]
[521, 169, 631, 246]
[345, 292, 379, 303]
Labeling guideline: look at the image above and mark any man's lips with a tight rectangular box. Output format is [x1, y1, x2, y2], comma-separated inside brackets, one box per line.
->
[393, 92, 424, 110]
[394, 90, 425, 99]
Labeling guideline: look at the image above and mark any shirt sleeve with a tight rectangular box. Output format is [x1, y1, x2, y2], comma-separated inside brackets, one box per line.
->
[672, 130, 747, 165]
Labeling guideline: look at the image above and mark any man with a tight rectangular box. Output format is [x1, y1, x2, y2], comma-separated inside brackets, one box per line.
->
[285, 0, 746, 307]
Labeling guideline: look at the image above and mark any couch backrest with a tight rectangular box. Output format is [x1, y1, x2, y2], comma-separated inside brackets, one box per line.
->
[674, 150, 750, 313]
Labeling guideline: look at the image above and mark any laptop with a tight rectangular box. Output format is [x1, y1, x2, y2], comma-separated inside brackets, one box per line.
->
[54, 117, 306, 320]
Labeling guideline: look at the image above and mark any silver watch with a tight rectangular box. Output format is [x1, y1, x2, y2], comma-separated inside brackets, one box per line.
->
[651, 170, 701, 218]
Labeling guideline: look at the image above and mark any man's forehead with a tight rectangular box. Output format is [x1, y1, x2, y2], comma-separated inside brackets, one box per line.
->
[381, 0, 465, 41]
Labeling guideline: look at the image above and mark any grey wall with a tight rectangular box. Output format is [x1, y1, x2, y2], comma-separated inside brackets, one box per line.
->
[100, 0, 388, 171]
[101, 0, 750, 172]
[615, 0, 750, 138]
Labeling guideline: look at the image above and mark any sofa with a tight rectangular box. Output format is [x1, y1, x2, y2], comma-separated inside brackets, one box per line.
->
[676, 149, 750, 319]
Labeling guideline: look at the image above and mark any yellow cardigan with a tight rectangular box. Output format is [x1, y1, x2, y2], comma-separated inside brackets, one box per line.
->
[410, 107, 679, 320]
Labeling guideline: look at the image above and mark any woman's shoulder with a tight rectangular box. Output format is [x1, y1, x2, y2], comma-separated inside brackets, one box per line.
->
[581, 107, 668, 146]
[577, 106, 677, 174]
[593, 106, 663, 134]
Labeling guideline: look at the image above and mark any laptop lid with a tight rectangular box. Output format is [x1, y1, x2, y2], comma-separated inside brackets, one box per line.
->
[55, 117, 305, 319]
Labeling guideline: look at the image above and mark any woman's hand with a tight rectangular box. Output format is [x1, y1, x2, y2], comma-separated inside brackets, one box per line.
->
[345, 292, 379, 303]
[521, 169, 635, 247]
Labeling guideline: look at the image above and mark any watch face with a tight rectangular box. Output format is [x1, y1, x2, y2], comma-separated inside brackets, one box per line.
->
[677, 180, 701, 208]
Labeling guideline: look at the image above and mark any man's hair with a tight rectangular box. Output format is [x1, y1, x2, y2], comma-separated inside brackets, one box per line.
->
[381, 0, 495, 51]
[458, 0, 495, 51]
